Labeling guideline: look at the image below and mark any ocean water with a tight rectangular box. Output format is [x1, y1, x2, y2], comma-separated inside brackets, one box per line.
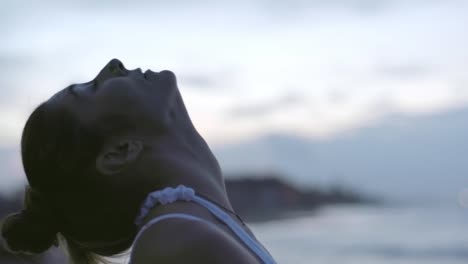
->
[249, 204, 468, 264]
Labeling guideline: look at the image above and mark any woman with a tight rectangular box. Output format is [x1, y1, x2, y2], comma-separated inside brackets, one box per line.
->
[1, 59, 277, 264]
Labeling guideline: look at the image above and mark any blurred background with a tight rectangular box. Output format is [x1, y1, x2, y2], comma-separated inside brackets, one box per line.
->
[1, 0, 468, 263]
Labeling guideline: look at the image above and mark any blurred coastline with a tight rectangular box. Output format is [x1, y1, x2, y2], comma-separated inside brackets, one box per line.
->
[0, 175, 376, 263]
[225, 175, 377, 222]
[1, 178, 467, 264]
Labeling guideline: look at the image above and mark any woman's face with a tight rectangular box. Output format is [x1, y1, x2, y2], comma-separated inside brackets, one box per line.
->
[47, 58, 182, 133]
[43, 59, 190, 250]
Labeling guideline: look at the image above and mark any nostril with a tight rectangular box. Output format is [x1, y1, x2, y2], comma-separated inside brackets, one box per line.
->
[117, 61, 124, 71]
[108, 59, 127, 76]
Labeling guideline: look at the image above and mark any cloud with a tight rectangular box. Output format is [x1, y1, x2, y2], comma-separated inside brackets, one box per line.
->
[328, 89, 350, 104]
[0, 54, 36, 70]
[258, 0, 407, 18]
[180, 74, 218, 89]
[0, 55, 40, 104]
[227, 93, 306, 119]
[178, 67, 240, 91]
[0, 147, 24, 195]
[376, 63, 433, 79]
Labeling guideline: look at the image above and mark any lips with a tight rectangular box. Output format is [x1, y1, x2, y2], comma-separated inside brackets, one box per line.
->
[144, 69, 159, 80]
[143, 70, 150, 79]
[139, 68, 176, 83]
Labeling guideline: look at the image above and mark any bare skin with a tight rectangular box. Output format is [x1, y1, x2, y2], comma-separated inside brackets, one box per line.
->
[131, 201, 262, 263]
[46, 59, 265, 262]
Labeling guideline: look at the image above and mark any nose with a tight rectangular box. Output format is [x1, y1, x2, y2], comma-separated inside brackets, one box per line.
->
[94, 58, 128, 84]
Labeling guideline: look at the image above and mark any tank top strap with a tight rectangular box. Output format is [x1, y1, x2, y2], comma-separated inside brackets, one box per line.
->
[132, 185, 277, 264]
[190, 195, 277, 263]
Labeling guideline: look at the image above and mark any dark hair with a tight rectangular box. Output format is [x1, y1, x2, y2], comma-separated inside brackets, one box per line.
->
[1, 102, 134, 264]
[1, 186, 59, 254]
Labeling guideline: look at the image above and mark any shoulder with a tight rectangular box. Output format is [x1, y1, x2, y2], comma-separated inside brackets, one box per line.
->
[131, 215, 259, 264]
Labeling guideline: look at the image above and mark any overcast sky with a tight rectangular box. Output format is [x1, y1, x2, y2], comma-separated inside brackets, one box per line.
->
[1, 0, 468, 147]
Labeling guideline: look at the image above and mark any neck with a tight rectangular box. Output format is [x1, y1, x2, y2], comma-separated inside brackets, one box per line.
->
[157, 170, 233, 212]
[139, 137, 233, 212]
[136, 181, 234, 230]
[134, 133, 234, 225]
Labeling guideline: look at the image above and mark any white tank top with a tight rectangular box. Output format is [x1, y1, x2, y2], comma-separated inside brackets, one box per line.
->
[129, 185, 277, 264]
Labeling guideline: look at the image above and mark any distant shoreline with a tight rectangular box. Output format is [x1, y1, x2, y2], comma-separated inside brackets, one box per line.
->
[225, 176, 379, 222]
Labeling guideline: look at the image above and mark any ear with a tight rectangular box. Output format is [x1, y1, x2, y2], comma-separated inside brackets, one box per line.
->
[95, 139, 143, 175]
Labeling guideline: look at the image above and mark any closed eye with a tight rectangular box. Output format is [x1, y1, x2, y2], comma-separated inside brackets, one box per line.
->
[67, 84, 77, 97]
[91, 79, 98, 92]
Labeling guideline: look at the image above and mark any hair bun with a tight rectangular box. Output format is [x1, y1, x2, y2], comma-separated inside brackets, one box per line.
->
[1, 210, 58, 254]
[1, 188, 59, 254]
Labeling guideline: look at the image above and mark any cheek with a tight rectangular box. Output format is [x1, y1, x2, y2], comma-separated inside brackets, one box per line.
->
[91, 79, 183, 133]
[96, 89, 141, 108]
[146, 84, 181, 116]
[92, 90, 149, 123]
[96, 78, 144, 106]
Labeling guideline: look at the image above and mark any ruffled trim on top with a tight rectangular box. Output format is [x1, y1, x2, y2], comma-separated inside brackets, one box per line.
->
[134, 185, 196, 226]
